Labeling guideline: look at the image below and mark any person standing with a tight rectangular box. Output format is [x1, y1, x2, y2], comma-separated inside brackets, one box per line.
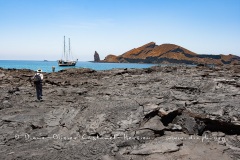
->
[33, 69, 43, 101]
[52, 66, 55, 72]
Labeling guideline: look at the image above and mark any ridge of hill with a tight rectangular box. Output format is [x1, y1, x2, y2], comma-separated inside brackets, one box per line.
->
[103, 42, 240, 65]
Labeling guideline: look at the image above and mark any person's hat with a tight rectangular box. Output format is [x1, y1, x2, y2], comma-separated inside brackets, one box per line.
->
[37, 69, 42, 73]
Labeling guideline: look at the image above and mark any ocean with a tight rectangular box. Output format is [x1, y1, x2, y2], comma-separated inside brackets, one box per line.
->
[0, 60, 156, 72]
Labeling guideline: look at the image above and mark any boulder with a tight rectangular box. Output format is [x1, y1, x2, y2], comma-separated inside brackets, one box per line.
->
[140, 116, 165, 132]
[143, 103, 159, 117]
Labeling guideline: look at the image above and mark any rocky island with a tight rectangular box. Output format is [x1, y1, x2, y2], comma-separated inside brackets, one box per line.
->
[0, 65, 240, 159]
[103, 42, 240, 65]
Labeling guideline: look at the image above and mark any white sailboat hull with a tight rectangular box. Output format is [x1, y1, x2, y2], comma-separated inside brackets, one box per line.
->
[58, 60, 77, 66]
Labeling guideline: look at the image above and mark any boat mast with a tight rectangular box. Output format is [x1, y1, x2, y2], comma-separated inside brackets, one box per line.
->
[64, 36, 66, 60]
[69, 38, 71, 60]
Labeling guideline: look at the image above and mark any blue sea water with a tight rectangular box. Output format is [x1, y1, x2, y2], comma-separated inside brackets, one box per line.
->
[0, 60, 156, 72]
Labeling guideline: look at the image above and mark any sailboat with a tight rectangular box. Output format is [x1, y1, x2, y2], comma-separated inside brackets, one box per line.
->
[58, 36, 78, 66]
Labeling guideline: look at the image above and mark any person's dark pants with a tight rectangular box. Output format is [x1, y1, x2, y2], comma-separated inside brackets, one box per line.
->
[35, 83, 42, 100]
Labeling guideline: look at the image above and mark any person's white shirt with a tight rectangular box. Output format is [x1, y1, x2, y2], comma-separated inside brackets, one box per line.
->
[35, 72, 43, 80]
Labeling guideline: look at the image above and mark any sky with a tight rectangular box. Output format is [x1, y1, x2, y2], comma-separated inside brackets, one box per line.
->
[0, 0, 239, 61]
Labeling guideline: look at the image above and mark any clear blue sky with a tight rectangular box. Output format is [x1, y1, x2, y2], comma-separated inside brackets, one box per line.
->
[0, 0, 239, 61]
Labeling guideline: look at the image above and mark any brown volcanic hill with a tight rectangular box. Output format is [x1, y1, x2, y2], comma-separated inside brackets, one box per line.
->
[121, 42, 197, 59]
[103, 42, 240, 65]
[104, 54, 119, 63]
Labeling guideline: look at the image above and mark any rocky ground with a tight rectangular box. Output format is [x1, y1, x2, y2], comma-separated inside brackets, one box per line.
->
[0, 65, 240, 160]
